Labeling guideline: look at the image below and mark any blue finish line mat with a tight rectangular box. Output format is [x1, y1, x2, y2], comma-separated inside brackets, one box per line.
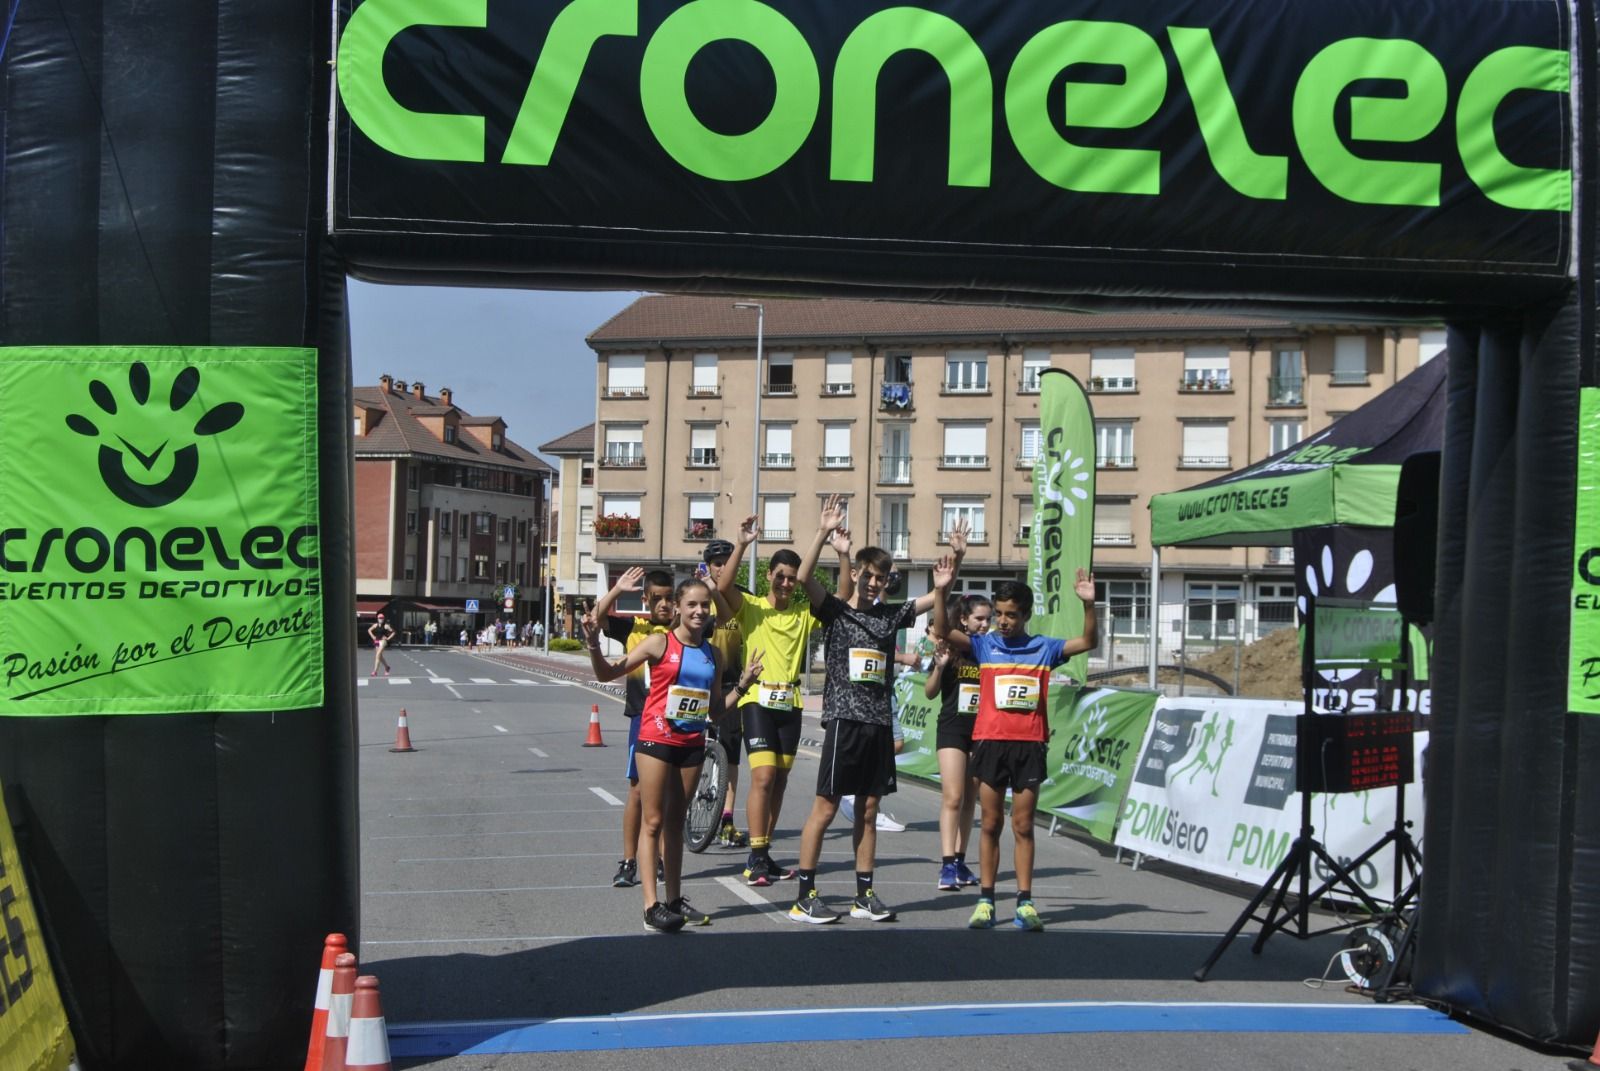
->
[389, 1001, 1466, 1056]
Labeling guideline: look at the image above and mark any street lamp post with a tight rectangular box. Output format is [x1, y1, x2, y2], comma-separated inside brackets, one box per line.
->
[542, 471, 553, 654]
[734, 301, 764, 582]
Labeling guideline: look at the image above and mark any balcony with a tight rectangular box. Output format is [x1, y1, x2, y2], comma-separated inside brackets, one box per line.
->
[878, 529, 911, 559]
[822, 382, 855, 397]
[1267, 376, 1305, 406]
[940, 528, 987, 544]
[880, 381, 913, 411]
[764, 380, 797, 397]
[1180, 454, 1231, 469]
[1097, 454, 1136, 470]
[879, 454, 912, 484]
[1089, 376, 1137, 393]
[1180, 375, 1232, 392]
[1330, 370, 1369, 385]
[1093, 532, 1136, 546]
[600, 452, 646, 469]
[594, 515, 643, 540]
[942, 381, 990, 396]
[1015, 526, 1032, 545]
[688, 385, 721, 399]
[940, 454, 988, 469]
[761, 452, 794, 469]
[601, 386, 648, 400]
[763, 528, 793, 541]
[819, 454, 853, 469]
[686, 520, 716, 540]
[687, 450, 718, 468]
[1017, 452, 1039, 468]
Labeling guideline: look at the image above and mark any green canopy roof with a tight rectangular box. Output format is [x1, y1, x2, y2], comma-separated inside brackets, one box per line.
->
[1149, 358, 1444, 547]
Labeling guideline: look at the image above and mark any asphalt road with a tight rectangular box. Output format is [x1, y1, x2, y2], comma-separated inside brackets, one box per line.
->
[354, 645, 1568, 1071]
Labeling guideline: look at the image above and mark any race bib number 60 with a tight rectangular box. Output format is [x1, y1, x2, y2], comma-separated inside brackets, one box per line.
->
[666, 685, 711, 723]
[994, 674, 1041, 712]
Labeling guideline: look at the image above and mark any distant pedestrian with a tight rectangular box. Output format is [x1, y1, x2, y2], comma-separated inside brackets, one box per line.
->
[532, 620, 545, 645]
[367, 614, 394, 677]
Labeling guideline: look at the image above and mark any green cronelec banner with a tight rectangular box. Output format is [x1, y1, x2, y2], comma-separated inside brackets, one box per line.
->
[1573, 387, 1600, 714]
[0, 347, 323, 714]
[1029, 369, 1095, 682]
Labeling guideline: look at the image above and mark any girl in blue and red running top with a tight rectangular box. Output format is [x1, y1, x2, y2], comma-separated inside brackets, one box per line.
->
[931, 557, 1097, 933]
[585, 578, 763, 933]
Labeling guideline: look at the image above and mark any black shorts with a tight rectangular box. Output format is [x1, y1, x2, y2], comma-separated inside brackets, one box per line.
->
[717, 677, 744, 762]
[970, 739, 1047, 792]
[743, 703, 802, 768]
[635, 739, 707, 767]
[936, 713, 976, 752]
[816, 719, 898, 799]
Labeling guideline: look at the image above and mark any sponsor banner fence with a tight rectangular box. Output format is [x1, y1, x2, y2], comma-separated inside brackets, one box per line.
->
[1572, 387, 1600, 713]
[0, 347, 324, 714]
[1114, 695, 1426, 902]
[0, 783, 77, 1071]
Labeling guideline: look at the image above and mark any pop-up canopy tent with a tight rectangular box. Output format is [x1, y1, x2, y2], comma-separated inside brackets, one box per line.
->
[1149, 356, 1446, 549]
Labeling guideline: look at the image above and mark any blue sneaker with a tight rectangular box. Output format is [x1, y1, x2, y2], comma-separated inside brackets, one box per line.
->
[937, 863, 961, 891]
[956, 862, 979, 886]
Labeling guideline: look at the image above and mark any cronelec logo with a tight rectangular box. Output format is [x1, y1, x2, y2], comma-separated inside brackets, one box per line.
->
[66, 362, 245, 509]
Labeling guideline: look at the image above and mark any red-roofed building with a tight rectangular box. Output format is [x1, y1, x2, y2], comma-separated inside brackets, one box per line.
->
[353, 375, 553, 640]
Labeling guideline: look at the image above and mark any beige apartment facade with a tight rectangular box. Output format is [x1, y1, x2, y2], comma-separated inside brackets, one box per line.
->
[538, 422, 601, 637]
[587, 296, 1444, 658]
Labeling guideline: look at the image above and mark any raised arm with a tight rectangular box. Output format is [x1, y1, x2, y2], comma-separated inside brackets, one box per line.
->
[911, 517, 968, 614]
[593, 566, 643, 621]
[830, 522, 856, 604]
[798, 494, 844, 607]
[723, 646, 764, 711]
[714, 516, 757, 620]
[924, 642, 951, 699]
[583, 615, 665, 682]
[929, 554, 972, 655]
[1060, 568, 1100, 657]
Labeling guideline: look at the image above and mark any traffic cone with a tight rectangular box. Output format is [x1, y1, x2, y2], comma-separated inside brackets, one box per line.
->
[322, 952, 357, 1071]
[582, 703, 605, 747]
[345, 975, 393, 1071]
[1569, 1026, 1600, 1070]
[304, 933, 348, 1071]
[389, 709, 416, 753]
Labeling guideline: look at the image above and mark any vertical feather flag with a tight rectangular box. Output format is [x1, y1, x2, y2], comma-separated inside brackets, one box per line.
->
[1028, 370, 1096, 682]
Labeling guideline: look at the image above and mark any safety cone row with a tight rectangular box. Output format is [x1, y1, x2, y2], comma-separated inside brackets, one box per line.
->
[322, 953, 358, 1071]
[582, 703, 605, 747]
[389, 709, 416, 753]
[345, 975, 394, 1071]
[303, 933, 347, 1071]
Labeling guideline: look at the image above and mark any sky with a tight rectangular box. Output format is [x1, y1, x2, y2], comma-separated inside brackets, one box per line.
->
[345, 280, 644, 459]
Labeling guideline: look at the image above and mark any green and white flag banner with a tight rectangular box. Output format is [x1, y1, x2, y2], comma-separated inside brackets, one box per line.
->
[1029, 370, 1095, 682]
[0, 346, 324, 715]
[1573, 387, 1600, 714]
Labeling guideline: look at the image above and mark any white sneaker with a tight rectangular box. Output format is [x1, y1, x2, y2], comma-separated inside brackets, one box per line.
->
[875, 811, 905, 833]
[839, 796, 855, 822]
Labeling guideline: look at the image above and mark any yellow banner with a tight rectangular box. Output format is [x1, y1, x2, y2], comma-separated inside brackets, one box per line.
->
[0, 782, 75, 1071]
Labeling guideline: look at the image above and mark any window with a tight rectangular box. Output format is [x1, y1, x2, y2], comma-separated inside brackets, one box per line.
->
[941, 499, 986, 543]
[689, 424, 718, 467]
[474, 512, 492, 535]
[436, 553, 450, 581]
[406, 465, 418, 491]
[498, 519, 510, 542]
[1090, 347, 1136, 391]
[473, 554, 490, 579]
[688, 496, 716, 539]
[692, 353, 719, 395]
[579, 505, 594, 534]
[597, 496, 642, 539]
[444, 424, 458, 444]
[404, 553, 416, 581]
[1016, 501, 1034, 543]
[1020, 348, 1050, 393]
[495, 560, 508, 583]
[439, 512, 452, 535]
[880, 424, 912, 483]
[1269, 348, 1304, 405]
[1096, 579, 1150, 637]
[1256, 581, 1297, 635]
[763, 424, 793, 467]
[1333, 336, 1368, 384]
[1418, 329, 1447, 364]
[606, 354, 647, 397]
[879, 498, 910, 558]
[406, 510, 417, 534]
[763, 497, 792, 540]
[1186, 582, 1241, 641]
[944, 350, 989, 393]
[517, 520, 528, 543]
[1181, 422, 1229, 467]
[353, 417, 362, 437]
[822, 423, 851, 467]
[824, 351, 853, 394]
[517, 563, 526, 586]
[603, 424, 644, 467]
[490, 429, 503, 450]
[1092, 499, 1134, 545]
[456, 555, 467, 582]
[1096, 420, 1134, 467]
[1183, 346, 1231, 390]
[1269, 419, 1304, 455]
[766, 352, 795, 395]
[942, 423, 987, 467]
[885, 352, 913, 384]
[581, 461, 595, 487]
[1019, 423, 1041, 465]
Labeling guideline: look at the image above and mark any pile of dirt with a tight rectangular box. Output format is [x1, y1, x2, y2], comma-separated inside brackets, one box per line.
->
[1095, 626, 1304, 699]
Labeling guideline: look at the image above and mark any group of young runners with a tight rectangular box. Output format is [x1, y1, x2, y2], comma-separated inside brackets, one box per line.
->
[581, 494, 1097, 933]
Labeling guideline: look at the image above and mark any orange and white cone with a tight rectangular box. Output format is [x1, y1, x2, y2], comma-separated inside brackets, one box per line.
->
[304, 933, 348, 1071]
[345, 975, 393, 1071]
[390, 709, 416, 753]
[582, 703, 605, 747]
[322, 953, 358, 1071]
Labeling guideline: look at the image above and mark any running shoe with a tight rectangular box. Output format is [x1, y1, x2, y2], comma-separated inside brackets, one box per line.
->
[955, 862, 979, 886]
[612, 860, 639, 888]
[643, 902, 686, 933]
[937, 863, 962, 891]
[850, 889, 897, 921]
[667, 896, 712, 926]
[838, 796, 855, 823]
[875, 811, 906, 833]
[788, 891, 841, 925]
[1014, 902, 1044, 932]
[719, 824, 750, 848]
[968, 899, 996, 930]
[743, 858, 775, 887]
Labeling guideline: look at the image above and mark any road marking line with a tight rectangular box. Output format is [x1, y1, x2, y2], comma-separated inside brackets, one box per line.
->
[494, 725, 509, 734]
[387, 678, 412, 685]
[589, 786, 625, 806]
[529, 747, 549, 757]
[357, 680, 367, 687]
[471, 677, 498, 684]
[714, 875, 789, 927]
[431, 678, 455, 684]
[511, 679, 540, 685]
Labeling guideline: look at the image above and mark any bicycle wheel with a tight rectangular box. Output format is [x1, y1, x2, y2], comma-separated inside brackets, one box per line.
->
[685, 740, 729, 854]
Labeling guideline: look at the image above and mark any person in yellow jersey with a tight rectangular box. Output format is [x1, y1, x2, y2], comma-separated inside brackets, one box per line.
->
[593, 566, 677, 889]
[712, 514, 852, 886]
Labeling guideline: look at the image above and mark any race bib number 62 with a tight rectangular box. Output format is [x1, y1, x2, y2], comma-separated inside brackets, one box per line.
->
[994, 674, 1040, 712]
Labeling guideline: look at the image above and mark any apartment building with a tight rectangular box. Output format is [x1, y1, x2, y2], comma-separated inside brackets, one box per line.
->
[354, 375, 553, 638]
[586, 296, 1444, 655]
[539, 422, 599, 637]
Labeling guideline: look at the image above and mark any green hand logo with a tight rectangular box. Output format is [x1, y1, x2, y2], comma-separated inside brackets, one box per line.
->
[65, 362, 245, 508]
